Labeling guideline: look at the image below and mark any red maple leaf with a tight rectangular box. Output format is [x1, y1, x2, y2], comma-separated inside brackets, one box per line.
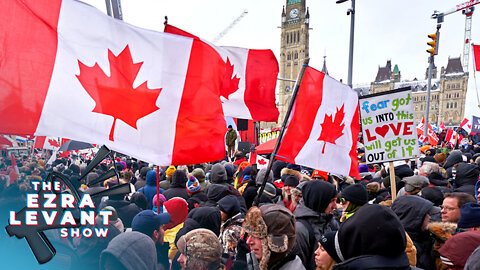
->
[258, 159, 267, 165]
[220, 58, 240, 100]
[317, 105, 345, 154]
[76, 45, 162, 141]
[48, 139, 60, 148]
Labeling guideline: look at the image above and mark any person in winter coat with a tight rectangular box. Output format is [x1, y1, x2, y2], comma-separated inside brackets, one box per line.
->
[392, 195, 436, 270]
[186, 175, 208, 210]
[163, 170, 189, 201]
[210, 163, 230, 185]
[163, 198, 189, 262]
[134, 166, 151, 190]
[338, 184, 368, 222]
[439, 231, 480, 269]
[226, 125, 237, 160]
[192, 168, 209, 190]
[100, 231, 158, 270]
[241, 204, 305, 270]
[159, 166, 176, 190]
[217, 195, 244, 257]
[98, 192, 142, 228]
[294, 180, 339, 270]
[138, 170, 165, 209]
[132, 210, 172, 270]
[315, 204, 414, 270]
[452, 163, 479, 195]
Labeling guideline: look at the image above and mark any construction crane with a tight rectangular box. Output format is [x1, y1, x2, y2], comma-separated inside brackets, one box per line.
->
[432, 0, 480, 72]
[213, 10, 248, 43]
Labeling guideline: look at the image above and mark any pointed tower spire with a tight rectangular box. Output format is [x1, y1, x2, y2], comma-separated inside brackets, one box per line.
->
[282, 5, 286, 23]
[321, 54, 329, 75]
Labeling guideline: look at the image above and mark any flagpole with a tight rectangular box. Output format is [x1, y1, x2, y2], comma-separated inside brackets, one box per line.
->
[254, 58, 310, 206]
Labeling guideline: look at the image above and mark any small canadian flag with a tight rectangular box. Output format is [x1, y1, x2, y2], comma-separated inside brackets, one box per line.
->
[249, 152, 269, 170]
[418, 135, 428, 143]
[445, 129, 459, 146]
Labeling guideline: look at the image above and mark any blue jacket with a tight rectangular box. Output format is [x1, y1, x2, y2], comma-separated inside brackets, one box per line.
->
[138, 170, 164, 209]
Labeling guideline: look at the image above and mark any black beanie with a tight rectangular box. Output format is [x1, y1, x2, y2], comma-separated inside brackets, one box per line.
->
[341, 184, 368, 206]
[284, 175, 299, 187]
[337, 204, 406, 261]
[458, 202, 480, 229]
[319, 231, 341, 262]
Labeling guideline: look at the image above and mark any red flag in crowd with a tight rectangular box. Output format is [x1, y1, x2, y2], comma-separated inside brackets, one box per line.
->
[445, 129, 459, 146]
[460, 118, 472, 133]
[416, 118, 439, 145]
[439, 121, 446, 131]
[0, 0, 227, 165]
[473, 44, 480, 71]
[9, 153, 19, 185]
[276, 67, 360, 178]
[34, 136, 60, 150]
[165, 24, 280, 122]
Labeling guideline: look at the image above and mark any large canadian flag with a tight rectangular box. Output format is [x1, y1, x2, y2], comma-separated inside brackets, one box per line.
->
[0, 0, 227, 165]
[164, 24, 280, 122]
[276, 67, 360, 178]
[34, 136, 61, 150]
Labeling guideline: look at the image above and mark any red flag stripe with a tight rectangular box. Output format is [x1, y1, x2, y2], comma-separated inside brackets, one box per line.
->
[473, 44, 480, 72]
[348, 105, 360, 179]
[276, 68, 325, 162]
[0, 0, 61, 135]
[244, 49, 279, 122]
[171, 39, 226, 165]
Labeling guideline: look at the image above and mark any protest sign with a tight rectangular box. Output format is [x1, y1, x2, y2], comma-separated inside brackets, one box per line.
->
[359, 88, 419, 164]
[471, 116, 480, 133]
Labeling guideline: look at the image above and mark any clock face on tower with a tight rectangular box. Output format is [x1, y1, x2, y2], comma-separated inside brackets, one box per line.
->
[289, 8, 299, 19]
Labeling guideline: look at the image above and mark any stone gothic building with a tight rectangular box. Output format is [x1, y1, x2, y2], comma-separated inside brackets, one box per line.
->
[366, 57, 468, 127]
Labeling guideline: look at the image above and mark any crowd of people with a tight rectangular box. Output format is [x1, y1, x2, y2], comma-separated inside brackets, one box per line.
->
[1, 138, 480, 270]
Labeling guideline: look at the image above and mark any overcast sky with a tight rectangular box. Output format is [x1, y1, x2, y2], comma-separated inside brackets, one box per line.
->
[81, 0, 480, 119]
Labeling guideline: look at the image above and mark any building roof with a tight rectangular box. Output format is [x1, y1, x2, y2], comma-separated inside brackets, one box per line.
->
[393, 64, 400, 75]
[445, 57, 463, 74]
[375, 60, 392, 82]
[321, 55, 329, 75]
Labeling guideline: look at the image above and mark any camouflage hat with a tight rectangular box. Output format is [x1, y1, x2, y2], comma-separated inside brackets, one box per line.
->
[177, 228, 222, 263]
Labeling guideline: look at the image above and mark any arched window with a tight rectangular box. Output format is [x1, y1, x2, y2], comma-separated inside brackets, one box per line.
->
[447, 103, 449, 109]
[297, 31, 300, 43]
[287, 33, 289, 44]
[293, 32, 296, 43]
[287, 54, 291, 60]
[455, 102, 457, 108]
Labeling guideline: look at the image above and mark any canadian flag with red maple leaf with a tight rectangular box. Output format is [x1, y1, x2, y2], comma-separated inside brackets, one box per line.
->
[276, 67, 360, 178]
[34, 136, 61, 151]
[0, 0, 227, 165]
[165, 24, 280, 122]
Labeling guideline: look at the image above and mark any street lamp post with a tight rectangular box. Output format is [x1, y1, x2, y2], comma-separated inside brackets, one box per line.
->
[336, 0, 355, 88]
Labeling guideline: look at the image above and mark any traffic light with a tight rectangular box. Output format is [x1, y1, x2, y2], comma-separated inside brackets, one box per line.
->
[427, 32, 439, 55]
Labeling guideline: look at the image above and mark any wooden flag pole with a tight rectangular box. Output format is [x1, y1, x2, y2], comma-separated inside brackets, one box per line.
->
[254, 58, 310, 206]
[389, 161, 397, 201]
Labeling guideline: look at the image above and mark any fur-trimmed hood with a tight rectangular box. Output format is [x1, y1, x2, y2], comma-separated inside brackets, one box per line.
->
[281, 168, 303, 181]
[428, 221, 457, 242]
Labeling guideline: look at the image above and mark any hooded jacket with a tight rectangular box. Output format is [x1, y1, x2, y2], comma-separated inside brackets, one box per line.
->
[138, 170, 164, 209]
[100, 231, 157, 270]
[163, 170, 189, 201]
[134, 167, 151, 190]
[175, 206, 222, 242]
[443, 151, 463, 169]
[98, 199, 142, 228]
[294, 181, 339, 269]
[454, 163, 480, 188]
[391, 195, 435, 270]
[210, 163, 228, 184]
